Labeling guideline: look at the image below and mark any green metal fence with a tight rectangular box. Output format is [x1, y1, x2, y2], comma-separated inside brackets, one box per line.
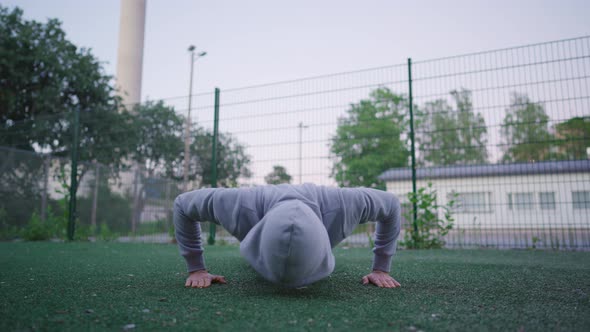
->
[0, 146, 181, 242]
[1, 36, 589, 249]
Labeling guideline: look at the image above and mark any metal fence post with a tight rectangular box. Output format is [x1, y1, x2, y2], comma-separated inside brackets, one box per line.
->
[208, 87, 220, 245]
[90, 162, 99, 231]
[131, 166, 141, 234]
[407, 58, 418, 233]
[67, 107, 80, 241]
[165, 181, 172, 239]
[41, 155, 50, 222]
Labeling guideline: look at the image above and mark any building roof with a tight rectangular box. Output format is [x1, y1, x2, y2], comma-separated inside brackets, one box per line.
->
[378, 159, 590, 182]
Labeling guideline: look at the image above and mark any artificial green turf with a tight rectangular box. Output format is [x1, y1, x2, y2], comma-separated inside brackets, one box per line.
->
[1, 243, 589, 331]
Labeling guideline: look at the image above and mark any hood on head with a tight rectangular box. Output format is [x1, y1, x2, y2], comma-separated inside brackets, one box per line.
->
[239, 200, 335, 288]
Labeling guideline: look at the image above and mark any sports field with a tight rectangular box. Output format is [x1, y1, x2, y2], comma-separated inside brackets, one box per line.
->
[1, 243, 589, 331]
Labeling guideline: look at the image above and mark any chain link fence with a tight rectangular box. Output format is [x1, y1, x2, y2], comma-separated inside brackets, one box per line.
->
[1, 36, 589, 248]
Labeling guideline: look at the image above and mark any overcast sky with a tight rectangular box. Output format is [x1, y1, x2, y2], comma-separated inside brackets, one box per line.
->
[4, 0, 590, 102]
[4, 1, 590, 184]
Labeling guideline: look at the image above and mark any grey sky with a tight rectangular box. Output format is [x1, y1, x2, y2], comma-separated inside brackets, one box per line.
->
[4, 0, 590, 101]
[3, 1, 590, 185]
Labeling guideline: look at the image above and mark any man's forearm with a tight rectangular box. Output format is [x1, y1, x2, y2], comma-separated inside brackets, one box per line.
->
[371, 212, 401, 272]
[173, 196, 206, 272]
[372, 225, 398, 273]
[372, 252, 394, 273]
[371, 193, 402, 273]
[340, 188, 401, 273]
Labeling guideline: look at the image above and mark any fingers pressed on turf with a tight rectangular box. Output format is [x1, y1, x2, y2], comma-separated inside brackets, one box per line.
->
[374, 279, 384, 287]
[362, 276, 369, 284]
[185, 279, 191, 287]
[191, 280, 199, 288]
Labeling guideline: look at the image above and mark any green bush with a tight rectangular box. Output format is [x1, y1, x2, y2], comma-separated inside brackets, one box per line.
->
[400, 183, 456, 249]
[134, 219, 169, 236]
[0, 208, 20, 240]
[19, 204, 69, 241]
[76, 189, 133, 234]
[73, 224, 94, 241]
[48, 203, 68, 240]
[22, 212, 54, 241]
[97, 223, 119, 241]
[0, 225, 20, 240]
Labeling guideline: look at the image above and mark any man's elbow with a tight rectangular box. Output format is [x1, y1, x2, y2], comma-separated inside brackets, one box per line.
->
[391, 194, 402, 216]
[173, 194, 188, 219]
[390, 194, 402, 227]
[174, 194, 183, 206]
[390, 194, 400, 210]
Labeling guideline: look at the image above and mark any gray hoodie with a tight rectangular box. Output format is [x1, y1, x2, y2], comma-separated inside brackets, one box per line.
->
[173, 184, 401, 287]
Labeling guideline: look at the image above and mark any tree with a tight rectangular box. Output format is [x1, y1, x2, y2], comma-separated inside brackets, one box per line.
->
[0, 6, 125, 147]
[0, 147, 46, 228]
[179, 127, 252, 188]
[0, 5, 138, 233]
[0, 6, 134, 186]
[501, 93, 553, 162]
[130, 100, 184, 177]
[418, 89, 488, 166]
[0, 6, 252, 230]
[554, 117, 590, 160]
[265, 165, 292, 185]
[330, 88, 409, 189]
[127, 101, 251, 187]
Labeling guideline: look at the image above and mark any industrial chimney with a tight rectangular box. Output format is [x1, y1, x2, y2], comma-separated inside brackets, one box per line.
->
[116, 0, 147, 108]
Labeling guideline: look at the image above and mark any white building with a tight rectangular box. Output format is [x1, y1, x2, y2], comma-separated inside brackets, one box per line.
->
[378, 160, 590, 249]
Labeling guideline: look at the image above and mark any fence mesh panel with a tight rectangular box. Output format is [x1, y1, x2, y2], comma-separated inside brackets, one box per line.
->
[1, 36, 588, 248]
[405, 37, 590, 249]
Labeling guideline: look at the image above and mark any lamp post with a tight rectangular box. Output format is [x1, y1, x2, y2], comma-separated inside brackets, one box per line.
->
[183, 45, 206, 191]
[298, 122, 309, 184]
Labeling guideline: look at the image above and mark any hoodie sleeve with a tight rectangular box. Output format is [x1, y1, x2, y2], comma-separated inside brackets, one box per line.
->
[173, 188, 219, 273]
[342, 188, 401, 273]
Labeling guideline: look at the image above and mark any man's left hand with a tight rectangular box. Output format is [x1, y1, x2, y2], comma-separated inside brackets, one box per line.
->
[362, 270, 401, 288]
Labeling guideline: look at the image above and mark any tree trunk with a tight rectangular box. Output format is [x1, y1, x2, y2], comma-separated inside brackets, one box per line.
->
[40, 156, 50, 222]
[131, 168, 139, 233]
[90, 162, 99, 230]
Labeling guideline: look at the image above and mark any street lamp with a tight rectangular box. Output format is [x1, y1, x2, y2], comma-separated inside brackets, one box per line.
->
[183, 45, 207, 191]
[298, 122, 309, 184]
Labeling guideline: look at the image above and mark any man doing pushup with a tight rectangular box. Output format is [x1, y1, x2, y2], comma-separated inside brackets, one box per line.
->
[173, 183, 402, 289]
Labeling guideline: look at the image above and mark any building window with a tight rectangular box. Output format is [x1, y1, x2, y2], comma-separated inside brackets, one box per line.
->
[572, 191, 590, 209]
[508, 192, 535, 210]
[450, 192, 492, 213]
[539, 192, 556, 210]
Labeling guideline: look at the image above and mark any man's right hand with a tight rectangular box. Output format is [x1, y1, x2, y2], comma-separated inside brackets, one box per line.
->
[185, 270, 227, 288]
